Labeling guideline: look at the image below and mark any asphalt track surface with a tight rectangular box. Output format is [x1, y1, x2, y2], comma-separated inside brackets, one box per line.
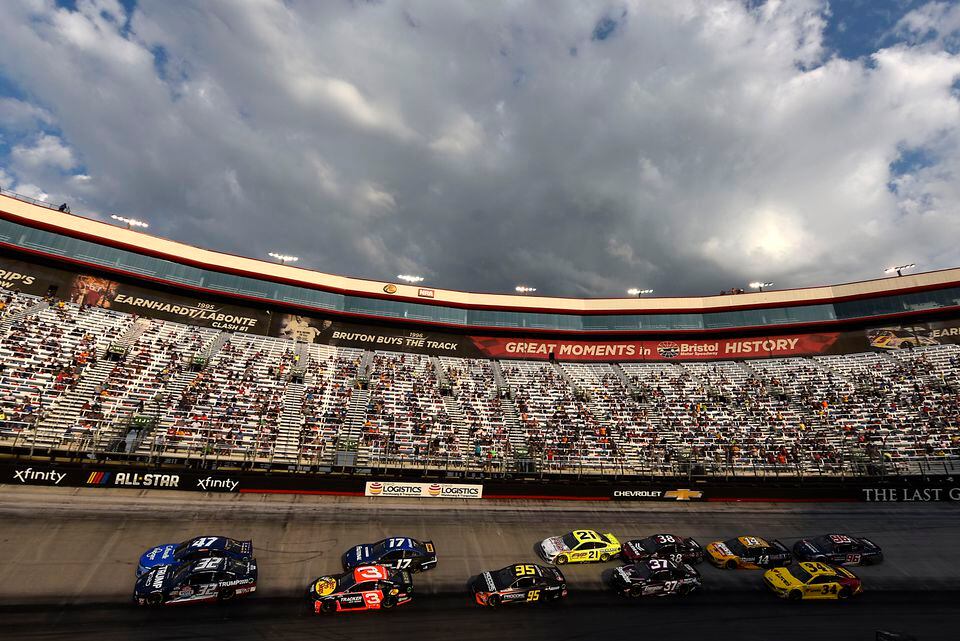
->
[1, 486, 958, 640]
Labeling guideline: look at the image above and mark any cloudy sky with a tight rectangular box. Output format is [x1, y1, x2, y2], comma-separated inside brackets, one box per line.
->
[1, 0, 959, 298]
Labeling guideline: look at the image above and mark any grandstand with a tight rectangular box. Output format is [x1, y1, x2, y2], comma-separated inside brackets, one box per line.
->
[0, 189, 959, 479]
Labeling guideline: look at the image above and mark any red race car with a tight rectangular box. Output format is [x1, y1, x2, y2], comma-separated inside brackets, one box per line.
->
[307, 565, 413, 614]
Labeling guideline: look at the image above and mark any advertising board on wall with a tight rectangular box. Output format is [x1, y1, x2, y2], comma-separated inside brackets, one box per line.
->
[364, 481, 483, 499]
[0, 256, 271, 334]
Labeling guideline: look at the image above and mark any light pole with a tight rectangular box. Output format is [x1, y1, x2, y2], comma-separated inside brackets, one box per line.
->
[749, 281, 774, 292]
[397, 274, 424, 284]
[268, 252, 299, 265]
[885, 263, 916, 277]
[110, 214, 149, 230]
[627, 288, 654, 297]
[515, 285, 537, 295]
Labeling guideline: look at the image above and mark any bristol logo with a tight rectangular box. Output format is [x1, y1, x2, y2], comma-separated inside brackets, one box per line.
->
[657, 341, 680, 359]
[13, 467, 66, 485]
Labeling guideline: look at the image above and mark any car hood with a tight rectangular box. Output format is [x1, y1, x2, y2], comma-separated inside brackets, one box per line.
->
[794, 539, 821, 555]
[471, 572, 497, 593]
[343, 544, 373, 568]
[540, 537, 569, 559]
[138, 544, 177, 575]
[135, 564, 178, 593]
[622, 540, 648, 559]
[764, 568, 796, 589]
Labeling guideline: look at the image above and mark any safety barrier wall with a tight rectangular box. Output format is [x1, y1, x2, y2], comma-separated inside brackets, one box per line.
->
[4, 459, 960, 503]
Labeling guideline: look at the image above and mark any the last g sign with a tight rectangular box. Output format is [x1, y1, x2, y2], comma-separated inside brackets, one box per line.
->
[862, 487, 960, 502]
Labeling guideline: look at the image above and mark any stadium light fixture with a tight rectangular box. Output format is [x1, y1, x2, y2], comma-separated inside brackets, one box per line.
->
[749, 281, 774, 292]
[515, 285, 537, 294]
[885, 263, 916, 277]
[268, 252, 299, 265]
[627, 288, 654, 297]
[110, 214, 149, 230]
[397, 274, 425, 284]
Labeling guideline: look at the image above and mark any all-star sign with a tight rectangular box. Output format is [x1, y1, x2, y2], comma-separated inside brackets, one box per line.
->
[364, 481, 483, 499]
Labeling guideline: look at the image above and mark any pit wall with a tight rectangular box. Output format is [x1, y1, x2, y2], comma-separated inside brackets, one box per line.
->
[3, 459, 959, 503]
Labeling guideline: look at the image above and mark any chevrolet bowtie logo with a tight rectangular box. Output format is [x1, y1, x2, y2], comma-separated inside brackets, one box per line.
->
[664, 489, 703, 501]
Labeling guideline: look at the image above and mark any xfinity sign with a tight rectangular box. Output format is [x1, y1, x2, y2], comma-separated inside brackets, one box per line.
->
[196, 477, 239, 492]
[13, 467, 66, 485]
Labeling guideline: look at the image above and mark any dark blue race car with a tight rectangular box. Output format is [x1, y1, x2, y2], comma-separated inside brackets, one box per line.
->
[342, 536, 437, 573]
[793, 533, 883, 566]
[137, 536, 253, 576]
[133, 556, 257, 606]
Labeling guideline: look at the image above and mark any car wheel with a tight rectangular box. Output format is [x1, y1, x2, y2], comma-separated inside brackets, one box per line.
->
[218, 588, 236, 602]
[147, 592, 164, 606]
[838, 587, 851, 600]
[788, 590, 802, 601]
[555, 555, 568, 565]
[725, 560, 737, 570]
[488, 595, 501, 608]
[600, 553, 611, 562]
[630, 585, 644, 598]
[381, 596, 397, 610]
[320, 600, 337, 614]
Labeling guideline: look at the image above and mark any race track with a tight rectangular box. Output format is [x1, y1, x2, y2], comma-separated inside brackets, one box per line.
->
[0, 486, 958, 640]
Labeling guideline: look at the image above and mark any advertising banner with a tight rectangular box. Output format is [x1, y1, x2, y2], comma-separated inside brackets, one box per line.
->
[864, 321, 960, 351]
[4, 462, 240, 492]
[611, 488, 705, 501]
[0, 255, 270, 334]
[364, 480, 483, 499]
[271, 314, 475, 356]
[467, 333, 847, 362]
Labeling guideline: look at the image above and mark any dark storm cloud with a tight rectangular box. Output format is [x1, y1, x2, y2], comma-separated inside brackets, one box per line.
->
[0, 0, 959, 297]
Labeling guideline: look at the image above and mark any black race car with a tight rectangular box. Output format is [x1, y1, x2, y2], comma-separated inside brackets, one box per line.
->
[342, 536, 437, 573]
[133, 556, 257, 606]
[610, 558, 702, 598]
[620, 534, 704, 565]
[308, 565, 413, 614]
[471, 563, 567, 607]
[793, 533, 883, 566]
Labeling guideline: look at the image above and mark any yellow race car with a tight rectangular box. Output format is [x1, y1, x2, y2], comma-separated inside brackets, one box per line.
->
[764, 562, 862, 600]
[705, 536, 792, 569]
[537, 529, 620, 565]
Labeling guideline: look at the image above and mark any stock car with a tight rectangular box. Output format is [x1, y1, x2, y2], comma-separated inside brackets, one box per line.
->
[620, 534, 704, 565]
[706, 536, 792, 569]
[342, 536, 437, 573]
[133, 556, 257, 606]
[764, 561, 863, 600]
[470, 563, 567, 607]
[137, 536, 253, 576]
[867, 328, 938, 350]
[537, 529, 621, 565]
[610, 557, 702, 598]
[793, 533, 883, 566]
[308, 565, 413, 614]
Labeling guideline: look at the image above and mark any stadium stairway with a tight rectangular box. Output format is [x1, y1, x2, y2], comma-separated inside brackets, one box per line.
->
[0, 298, 48, 332]
[274, 381, 306, 462]
[34, 359, 114, 449]
[610, 362, 636, 395]
[343, 386, 369, 460]
[440, 395, 469, 458]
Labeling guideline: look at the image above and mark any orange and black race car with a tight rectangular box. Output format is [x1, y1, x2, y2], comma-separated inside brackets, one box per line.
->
[307, 565, 412, 614]
[706, 536, 791, 570]
[470, 563, 567, 607]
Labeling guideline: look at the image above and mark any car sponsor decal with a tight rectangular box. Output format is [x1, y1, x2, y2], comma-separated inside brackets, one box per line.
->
[314, 578, 337, 596]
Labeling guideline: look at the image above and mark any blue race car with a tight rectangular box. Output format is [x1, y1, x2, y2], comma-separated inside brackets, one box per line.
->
[134, 556, 257, 606]
[137, 536, 253, 576]
[342, 536, 437, 573]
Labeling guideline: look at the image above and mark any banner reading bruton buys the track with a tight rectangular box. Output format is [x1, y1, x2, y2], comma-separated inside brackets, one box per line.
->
[466, 333, 849, 362]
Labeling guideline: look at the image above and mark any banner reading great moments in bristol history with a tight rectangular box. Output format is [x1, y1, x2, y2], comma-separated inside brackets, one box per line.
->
[0, 256, 271, 334]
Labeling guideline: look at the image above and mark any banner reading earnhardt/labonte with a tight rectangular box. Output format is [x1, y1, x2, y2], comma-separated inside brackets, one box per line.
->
[0, 255, 270, 334]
